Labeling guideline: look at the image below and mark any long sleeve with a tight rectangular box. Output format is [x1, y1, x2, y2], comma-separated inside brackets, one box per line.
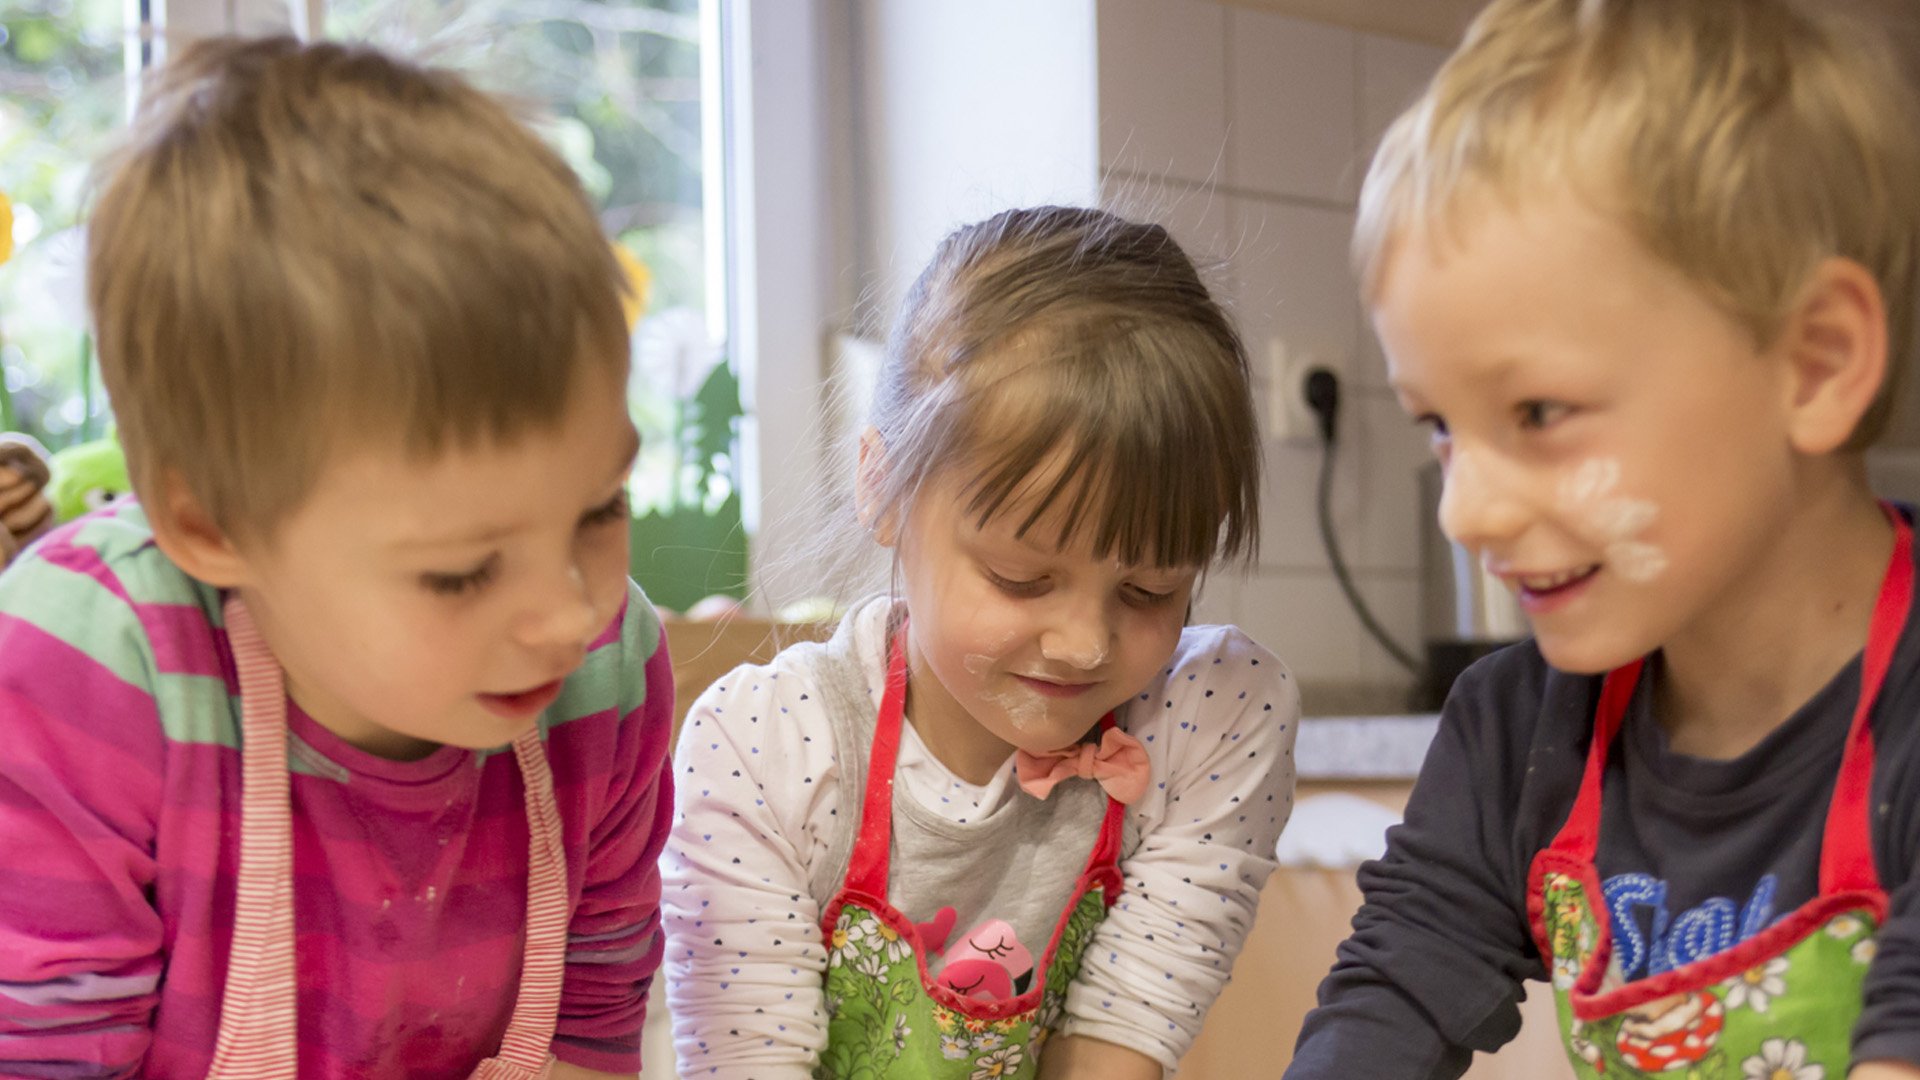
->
[1855, 710, 1920, 1068]
[0, 552, 168, 1079]
[1059, 627, 1299, 1072]
[1286, 656, 1550, 1080]
[663, 663, 843, 1080]
[553, 599, 677, 1073]
[1858, 875, 1920, 1066]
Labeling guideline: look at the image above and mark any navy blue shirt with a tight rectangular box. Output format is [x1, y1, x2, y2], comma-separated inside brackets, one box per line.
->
[1287, 538, 1920, 1078]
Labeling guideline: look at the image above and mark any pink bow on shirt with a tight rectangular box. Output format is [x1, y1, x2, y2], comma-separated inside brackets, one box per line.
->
[1015, 727, 1151, 805]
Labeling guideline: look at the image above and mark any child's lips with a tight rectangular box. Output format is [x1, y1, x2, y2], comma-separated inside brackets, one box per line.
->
[1508, 564, 1601, 613]
[478, 679, 565, 720]
[1013, 675, 1098, 699]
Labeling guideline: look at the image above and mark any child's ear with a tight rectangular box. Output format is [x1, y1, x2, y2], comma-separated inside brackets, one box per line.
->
[1779, 256, 1889, 455]
[854, 427, 899, 548]
[148, 470, 252, 588]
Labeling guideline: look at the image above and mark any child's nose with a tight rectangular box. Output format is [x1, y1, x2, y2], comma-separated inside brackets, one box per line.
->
[1437, 446, 1528, 552]
[1040, 598, 1116, 670]
[516, 562, 601, 651]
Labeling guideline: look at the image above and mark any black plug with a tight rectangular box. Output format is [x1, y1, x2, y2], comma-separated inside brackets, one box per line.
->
[1304, 366, 1340, 446]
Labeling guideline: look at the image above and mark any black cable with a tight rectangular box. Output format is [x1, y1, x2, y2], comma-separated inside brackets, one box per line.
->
[1305, 368, 1424, 676]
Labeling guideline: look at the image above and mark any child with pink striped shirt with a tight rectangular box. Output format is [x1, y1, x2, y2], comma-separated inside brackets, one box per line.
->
[0, 36, 671, 1079]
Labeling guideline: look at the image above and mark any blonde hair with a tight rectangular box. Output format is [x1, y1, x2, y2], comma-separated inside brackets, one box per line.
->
[88, 35, 629, 542]
[867, 206, 1260, 570]
[1355, 0, 1920, 447]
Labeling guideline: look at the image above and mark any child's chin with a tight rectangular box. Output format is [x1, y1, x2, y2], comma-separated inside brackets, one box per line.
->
[1534, 631, 1644, 677]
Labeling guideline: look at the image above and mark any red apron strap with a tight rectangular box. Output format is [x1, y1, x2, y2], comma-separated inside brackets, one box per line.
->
[1820, 506, 1913, 895]
[1083, 713, 1128, 873]
[843, 627, 912, 898]
[1544, 659, 1645, 861]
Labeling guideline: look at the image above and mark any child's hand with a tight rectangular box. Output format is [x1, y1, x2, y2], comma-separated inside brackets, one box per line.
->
[1036, 1034, 1163, 1080]
[0, 466, 51, 534]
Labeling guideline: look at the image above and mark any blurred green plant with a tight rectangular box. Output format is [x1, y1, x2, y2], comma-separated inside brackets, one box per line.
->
[0, 0, 125, 451]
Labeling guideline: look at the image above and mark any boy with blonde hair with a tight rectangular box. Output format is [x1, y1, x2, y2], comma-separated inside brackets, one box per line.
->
[0, 36, 670, 1079]
[1289, 1, 1920, 1077]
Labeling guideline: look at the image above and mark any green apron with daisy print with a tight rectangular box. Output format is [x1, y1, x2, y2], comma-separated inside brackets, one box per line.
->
[1529, 508, 1912, 1079]
[811, 635, 1124, 1080]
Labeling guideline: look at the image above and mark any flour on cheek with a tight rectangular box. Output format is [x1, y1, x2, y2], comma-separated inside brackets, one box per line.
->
[965, 635, 1047, 732]
[979, 683, 1048, 731]
[1559, 458, 1669, 583]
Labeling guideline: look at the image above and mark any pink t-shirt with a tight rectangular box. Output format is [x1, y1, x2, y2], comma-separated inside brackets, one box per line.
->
[0, 503, 673, 1078]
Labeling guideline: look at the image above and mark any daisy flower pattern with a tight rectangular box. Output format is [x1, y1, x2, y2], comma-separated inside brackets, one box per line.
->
[1824, 915, 1864, 940]
[828, 914, 855, 967]
[1853, 938, 1878, 965]
[970, 1046, 1025, 1079]
[1740, 1037, 1824, 1080]
[852, 952, 890, 983]
[1723, 956, 1789, 1014]
[1552, 953, 1582, 991]
[871, 921, 912, 963]
[1567, 1019, 1602, 1068]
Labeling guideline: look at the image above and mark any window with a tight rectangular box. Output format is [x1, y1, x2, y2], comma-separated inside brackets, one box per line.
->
[2, 0, 738, 609]
[323, 0, 736, 610]
[0, 0, 130, 447]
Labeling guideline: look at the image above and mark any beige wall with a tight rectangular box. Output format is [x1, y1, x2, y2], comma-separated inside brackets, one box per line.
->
[1212, 0, 1920, 447]
[1093, 0, 1447, 692]
[1222, 0, 1920, 56]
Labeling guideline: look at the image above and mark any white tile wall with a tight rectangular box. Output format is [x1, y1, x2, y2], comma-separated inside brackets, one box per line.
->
[1097, 12, 1451, 694]
[1215, 567, 1418, 688]
[1358, 34, 1451, 157]
[1100, 173, 1234, 270]
[1096, 0, 1229, 184]
[1225, 9, 1357, 204]
[1350, 390, 1432, 575]
[1258, 433, 1359, 573]
[1352, 571, 1422, 686]
[1227, 196, 1360, 386]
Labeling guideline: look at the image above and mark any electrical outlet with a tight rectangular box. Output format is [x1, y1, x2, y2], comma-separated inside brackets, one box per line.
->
[1265, 338, 1322, 444]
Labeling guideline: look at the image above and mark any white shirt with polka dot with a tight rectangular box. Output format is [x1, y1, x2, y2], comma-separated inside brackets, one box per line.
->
[662, 608, 1300, 1078]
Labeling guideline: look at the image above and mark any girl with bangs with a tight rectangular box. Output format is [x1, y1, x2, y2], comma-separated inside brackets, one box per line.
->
[664, 206, 1299, 1080]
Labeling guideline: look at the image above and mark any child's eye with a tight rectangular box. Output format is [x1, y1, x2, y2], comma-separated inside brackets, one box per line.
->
[421, 555, 499, 597]
[1415, 414, 1452, 456]
[1122, 584, 1176, 607]
[984, 568, 1046, 597]
[581, 489, 631, 528]
[1517, 400, 1572, 431]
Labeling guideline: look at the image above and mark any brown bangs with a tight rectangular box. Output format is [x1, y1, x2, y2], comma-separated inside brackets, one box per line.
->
[953, 321, 1259, 569]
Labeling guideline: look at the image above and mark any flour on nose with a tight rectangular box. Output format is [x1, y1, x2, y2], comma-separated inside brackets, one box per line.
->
[1056, 643, 1109, 670]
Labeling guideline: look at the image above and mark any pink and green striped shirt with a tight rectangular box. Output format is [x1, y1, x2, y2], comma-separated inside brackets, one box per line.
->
[0, 503, 674, 1079]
